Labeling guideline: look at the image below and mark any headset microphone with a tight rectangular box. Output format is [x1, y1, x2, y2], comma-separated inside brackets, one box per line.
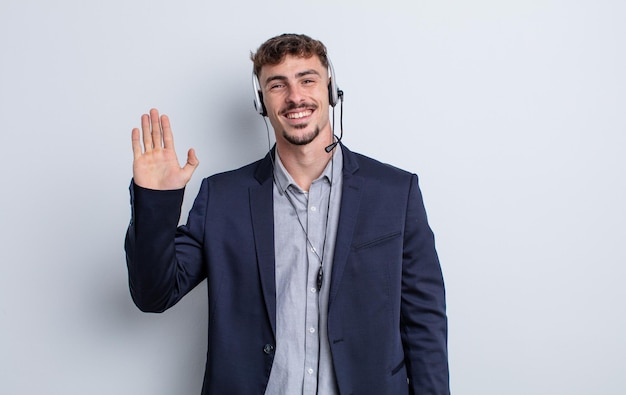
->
[324, 141, 338, 153]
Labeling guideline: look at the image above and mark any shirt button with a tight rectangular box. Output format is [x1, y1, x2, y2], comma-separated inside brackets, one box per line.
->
[311, 247, 316, 253]
[308, 368, 314, 375]
[310, 206, 317, 212]
[263, 344, 274, 354]
[310, 287, 317, 293]
[309, 327, 316, 333]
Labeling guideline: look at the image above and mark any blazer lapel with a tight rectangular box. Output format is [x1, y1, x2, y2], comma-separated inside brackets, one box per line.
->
[250, 152, 277, 337]
[329, 145, 364, 306]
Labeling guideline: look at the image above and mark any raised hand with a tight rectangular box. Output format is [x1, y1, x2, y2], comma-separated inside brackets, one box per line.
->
[131, 108, 199, 190]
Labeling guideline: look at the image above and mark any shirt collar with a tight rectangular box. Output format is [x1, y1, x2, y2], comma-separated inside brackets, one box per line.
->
[274, 145, 343, 195]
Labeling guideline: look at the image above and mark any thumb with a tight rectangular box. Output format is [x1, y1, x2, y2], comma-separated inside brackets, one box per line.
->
[186, 148, 199, 167]
[182, 148, 199, 178]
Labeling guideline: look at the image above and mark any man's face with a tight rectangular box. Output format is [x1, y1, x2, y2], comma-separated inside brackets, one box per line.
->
[258, 55, 331, 147]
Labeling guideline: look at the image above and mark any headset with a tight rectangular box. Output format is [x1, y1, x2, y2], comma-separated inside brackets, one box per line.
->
[252, 57, 343, 117]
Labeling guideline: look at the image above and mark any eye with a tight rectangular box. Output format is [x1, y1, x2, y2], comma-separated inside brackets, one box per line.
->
[269, 83, 284, 90]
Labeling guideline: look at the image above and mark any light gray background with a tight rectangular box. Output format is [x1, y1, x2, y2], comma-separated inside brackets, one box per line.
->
[1, 0, 624, 394]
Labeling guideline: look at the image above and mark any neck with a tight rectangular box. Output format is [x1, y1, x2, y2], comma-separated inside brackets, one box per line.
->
[276, 134, 335, 192]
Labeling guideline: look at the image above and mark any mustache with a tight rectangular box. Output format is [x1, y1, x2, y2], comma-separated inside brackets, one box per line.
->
[279, 102, 317, 116]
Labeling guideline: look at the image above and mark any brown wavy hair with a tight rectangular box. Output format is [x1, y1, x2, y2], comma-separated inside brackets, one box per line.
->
[251, 33, 328, 76]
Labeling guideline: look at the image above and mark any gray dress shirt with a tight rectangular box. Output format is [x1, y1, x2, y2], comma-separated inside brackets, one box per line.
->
[264, 147, 343, 395]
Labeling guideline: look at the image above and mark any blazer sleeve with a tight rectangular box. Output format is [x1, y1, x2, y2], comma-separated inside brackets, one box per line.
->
[401, 174, 450, 394]
[124, 179, 208, 313]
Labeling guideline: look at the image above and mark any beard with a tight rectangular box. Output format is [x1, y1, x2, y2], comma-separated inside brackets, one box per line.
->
[281, 124, 320, 146]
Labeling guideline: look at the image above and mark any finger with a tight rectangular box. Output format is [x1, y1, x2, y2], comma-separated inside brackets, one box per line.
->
[182, 148, 199, 179]
[187, 148, 199, 167]
[141, 113, 152, 152]
[150, 108, 163, 149]
[161, 114, 175, 150]
[131, 127, 142, 159]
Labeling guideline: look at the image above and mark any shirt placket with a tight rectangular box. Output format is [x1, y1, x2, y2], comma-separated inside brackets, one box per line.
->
[302, 180, 325, 394]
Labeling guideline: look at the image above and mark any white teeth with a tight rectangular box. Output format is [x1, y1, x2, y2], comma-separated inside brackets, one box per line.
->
[286, 110, 312, 119]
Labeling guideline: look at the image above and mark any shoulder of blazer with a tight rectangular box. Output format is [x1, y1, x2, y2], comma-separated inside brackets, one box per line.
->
[340, 143, 415, 182]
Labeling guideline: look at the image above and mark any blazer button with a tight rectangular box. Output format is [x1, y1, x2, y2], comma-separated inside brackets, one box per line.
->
[263, 344, 274, 354]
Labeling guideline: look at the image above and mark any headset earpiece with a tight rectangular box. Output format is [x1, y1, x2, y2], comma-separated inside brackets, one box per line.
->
[327, 58, 342, 107]
[255, 91, 267, 117]
[252, 72, 267, 116]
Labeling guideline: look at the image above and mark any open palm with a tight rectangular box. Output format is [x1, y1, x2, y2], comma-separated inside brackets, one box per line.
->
[131, 108, 199, 190]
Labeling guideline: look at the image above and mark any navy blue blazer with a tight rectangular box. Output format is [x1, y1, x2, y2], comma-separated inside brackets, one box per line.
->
[125, 144, 449, 394]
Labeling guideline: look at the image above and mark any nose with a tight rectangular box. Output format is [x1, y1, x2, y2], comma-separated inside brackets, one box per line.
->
[285, 84, 305, 104]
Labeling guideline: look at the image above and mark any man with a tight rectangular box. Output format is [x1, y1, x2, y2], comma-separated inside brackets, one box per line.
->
[125, 33, 449, 394]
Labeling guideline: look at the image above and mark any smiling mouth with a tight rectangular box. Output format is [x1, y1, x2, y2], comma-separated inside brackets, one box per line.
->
[285, 109, 313, 119]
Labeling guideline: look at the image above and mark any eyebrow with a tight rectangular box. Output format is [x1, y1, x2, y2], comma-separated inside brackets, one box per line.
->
[264, 69, 321, 86]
